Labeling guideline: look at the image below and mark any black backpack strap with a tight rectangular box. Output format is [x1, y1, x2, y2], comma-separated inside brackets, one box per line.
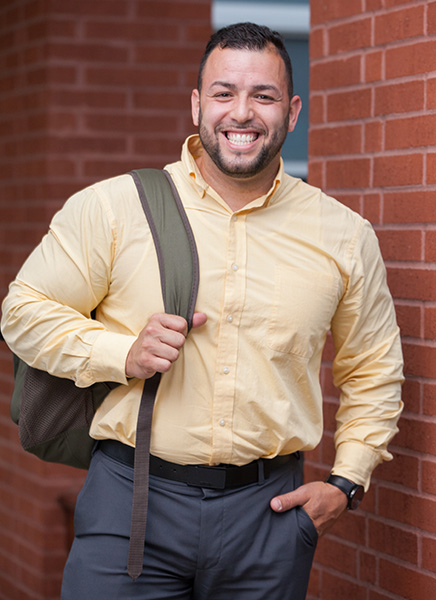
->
[128, 168, 199, 580]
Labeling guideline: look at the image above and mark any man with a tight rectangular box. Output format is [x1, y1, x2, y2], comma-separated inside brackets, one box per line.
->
[1, 23, 403, 600]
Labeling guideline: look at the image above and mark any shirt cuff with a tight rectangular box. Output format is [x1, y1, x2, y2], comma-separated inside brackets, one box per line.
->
[79, 330, 137, 387]
[332, 441, 392, 491]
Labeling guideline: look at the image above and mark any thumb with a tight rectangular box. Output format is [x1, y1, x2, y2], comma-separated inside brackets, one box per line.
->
[270, 487, 307, 513]
[191, 312, 207, 329]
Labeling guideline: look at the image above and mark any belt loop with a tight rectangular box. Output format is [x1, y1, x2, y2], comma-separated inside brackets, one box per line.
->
[257, 459, 265, 485]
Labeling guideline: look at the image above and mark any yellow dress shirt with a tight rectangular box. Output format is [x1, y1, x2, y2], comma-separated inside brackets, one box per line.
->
[1, 135, 403, 489]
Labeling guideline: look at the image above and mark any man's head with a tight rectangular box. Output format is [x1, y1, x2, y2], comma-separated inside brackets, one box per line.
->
[191, 23, 302, 184]
[197, 22, 294, 100]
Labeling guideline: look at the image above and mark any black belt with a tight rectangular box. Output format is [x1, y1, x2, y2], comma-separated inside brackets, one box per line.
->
[99, 439, 299, 490]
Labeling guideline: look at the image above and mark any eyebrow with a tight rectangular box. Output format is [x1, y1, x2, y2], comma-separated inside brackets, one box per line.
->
[209, 81, 282, 95]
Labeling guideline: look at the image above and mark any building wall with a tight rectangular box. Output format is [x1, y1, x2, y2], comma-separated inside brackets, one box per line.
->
[1, 1, 436, 599]
[307, 1, 436, 599]
[0, 1, 212, 598]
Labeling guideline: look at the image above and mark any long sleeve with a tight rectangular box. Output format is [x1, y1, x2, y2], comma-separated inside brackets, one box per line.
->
[330, 220, 404, 490]
[1, 181, 136, 388]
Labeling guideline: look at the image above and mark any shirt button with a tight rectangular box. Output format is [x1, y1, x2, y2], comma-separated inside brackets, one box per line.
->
[231, 263, 239, 271]
[219, 419, 226, 427]
[223, 367, 230, 375]
[227, 315, 233, 323]
[232, 215, 238, 222]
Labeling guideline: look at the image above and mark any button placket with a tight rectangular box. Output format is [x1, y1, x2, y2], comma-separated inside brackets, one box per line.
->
[210, 212, 247, 464]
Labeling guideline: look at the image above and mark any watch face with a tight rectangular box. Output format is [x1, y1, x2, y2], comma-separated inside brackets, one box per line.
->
[349, 485, 365, 510]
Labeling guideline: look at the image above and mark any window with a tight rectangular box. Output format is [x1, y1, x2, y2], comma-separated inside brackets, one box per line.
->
[212, 0, 310, 179]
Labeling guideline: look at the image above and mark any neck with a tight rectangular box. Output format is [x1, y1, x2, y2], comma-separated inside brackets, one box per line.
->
[195, 154, 280, 212]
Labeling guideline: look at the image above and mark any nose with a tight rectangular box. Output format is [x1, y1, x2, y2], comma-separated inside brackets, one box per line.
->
[231, 97, 254, 123]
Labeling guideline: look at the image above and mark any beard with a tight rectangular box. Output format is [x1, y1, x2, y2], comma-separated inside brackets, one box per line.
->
[198, 109, 289, 179]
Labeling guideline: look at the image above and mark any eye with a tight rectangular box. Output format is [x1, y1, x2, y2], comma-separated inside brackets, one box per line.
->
[215, 92, 232, 99]
[256, 94, 275, 102]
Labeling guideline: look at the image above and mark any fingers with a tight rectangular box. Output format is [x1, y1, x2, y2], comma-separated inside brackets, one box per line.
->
[125, 312, 207, 379]
[270, 482, 348, 537]
[192, 312, 208, 329]
[270, 487, 308, 513]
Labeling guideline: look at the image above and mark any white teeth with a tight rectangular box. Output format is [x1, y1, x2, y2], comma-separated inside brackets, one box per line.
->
[226, 132, 258, 145]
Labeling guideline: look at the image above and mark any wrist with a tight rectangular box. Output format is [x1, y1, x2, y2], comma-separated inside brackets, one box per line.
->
[326, 474, 364, 510]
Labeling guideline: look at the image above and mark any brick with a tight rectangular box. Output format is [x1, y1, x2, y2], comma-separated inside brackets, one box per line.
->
[427, 154, 436, 184]
[327, 89, 372, 122]
[374, 80, 425, 116]
[422, 459, 436, 496]
[135, 44, 204, 66]
[386, 40, 436, 79]
[362, 192, 381, 223]
[425, 305, 436, 341]
[136, 1, 210, 20]
[424, 383, 436, 417]
[428, 1, 436, 34]
[85, 20, 180, 42]
[375, 6, 425, 45]
[364, 121, 383, 153]
[46, 41, 129, 63]
[328, 17, 372, 54]
[359, 551, 377, 585]
[395, 413, 436, 454]
[311, 0, 365, 25]
[309, 124, 362, 156]
[84, 113, 179, 134]
[379, 558, 436, 599]
[384, 191, 436, 224]
[366, 0, 383, 9]
[85, 66, 179, 88]
[394, 302, 421, 338]
[365, 50, 383, 82]
[326, 158, 370, 189]
[425, 230, 436, 262]
[307, 160, 324, 189]
[309, 94, 325, 124]
[373, 154, 423, 187]
[368, 518, 418, 563]
[310, 27, 326, 59]
[49, 0, 129, 17]
[379, 486, 436, 532]
[386, 115, 436, 150]
[372, 451, 419, 489]
[403, 341, 436, 379]
[376, 228, 422, 261]
[428, 78, 436, 110]
[320, 570, 367, 600]
[422, 536, 436, 573]
[310, 55, 361, 91]
[315, 537, 357, 576]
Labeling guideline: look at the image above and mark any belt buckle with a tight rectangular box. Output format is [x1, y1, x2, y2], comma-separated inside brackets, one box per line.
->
[186, 465, 227, 489]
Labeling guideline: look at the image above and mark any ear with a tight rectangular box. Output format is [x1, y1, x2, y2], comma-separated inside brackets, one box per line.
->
[288, 95, 302, 133]
[191, 89, 200, 127]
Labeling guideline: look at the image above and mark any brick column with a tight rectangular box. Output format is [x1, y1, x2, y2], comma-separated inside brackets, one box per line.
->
[0, 1, 211, 598]
[307, 1, 436, 599]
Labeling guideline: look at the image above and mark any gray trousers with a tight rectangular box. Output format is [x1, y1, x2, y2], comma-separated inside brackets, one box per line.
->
[61, 446, 317, 599]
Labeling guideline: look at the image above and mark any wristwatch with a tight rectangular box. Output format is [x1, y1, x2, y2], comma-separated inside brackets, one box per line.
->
[326, 474, 364, 510]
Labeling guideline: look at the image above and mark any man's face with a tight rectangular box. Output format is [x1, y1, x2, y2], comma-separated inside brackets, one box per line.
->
[191, 46, 301, 180]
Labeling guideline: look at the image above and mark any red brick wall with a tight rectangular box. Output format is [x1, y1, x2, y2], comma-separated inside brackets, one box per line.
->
[308, 1, 436, 599]
[0, 1, 211, 598]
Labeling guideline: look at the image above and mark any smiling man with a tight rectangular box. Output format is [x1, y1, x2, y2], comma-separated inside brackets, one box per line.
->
[1, 23, 403, 600]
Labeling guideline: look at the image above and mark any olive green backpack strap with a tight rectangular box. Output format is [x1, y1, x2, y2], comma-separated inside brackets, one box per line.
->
[130, 169, 199, 326]
[127, 168, 199, 580]
[7, 169, 199, 479]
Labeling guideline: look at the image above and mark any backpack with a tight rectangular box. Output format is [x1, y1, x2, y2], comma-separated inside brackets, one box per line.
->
[3, 168, 199, 470]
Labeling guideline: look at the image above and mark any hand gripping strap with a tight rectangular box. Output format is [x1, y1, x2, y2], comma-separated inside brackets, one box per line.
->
[127, 169, 199, 580]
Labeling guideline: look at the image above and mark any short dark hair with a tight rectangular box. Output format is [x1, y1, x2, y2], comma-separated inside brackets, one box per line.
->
[197, 22, 294, 98]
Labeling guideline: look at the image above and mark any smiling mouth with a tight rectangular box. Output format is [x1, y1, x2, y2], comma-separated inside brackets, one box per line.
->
[225, 131, 259, 145]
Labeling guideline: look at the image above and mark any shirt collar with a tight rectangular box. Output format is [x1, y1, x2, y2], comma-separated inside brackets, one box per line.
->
[181, 134, 283, 210]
